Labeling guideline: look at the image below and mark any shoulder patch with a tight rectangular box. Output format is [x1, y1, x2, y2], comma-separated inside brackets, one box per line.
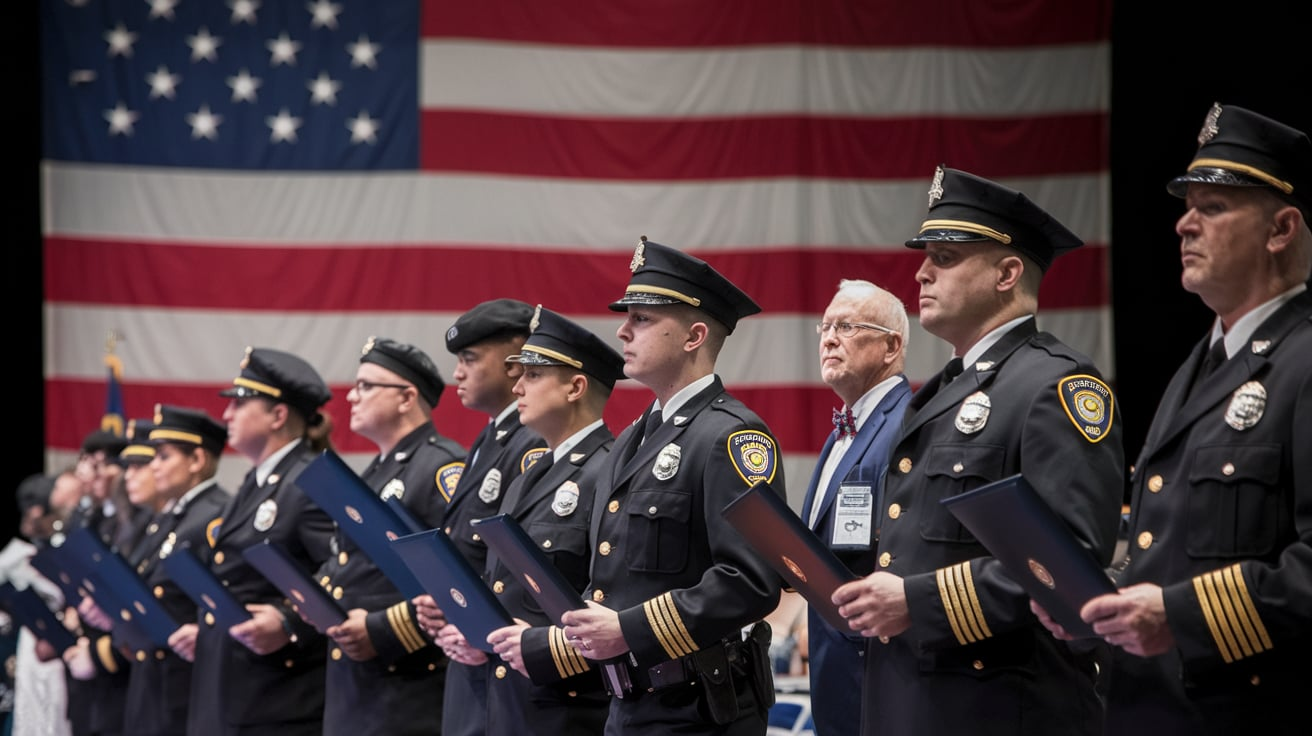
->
[726, 429, 778, 485]
[1057, 374, 1114, 443]
[520, 447, 551, 474]
[436, 462, 464, 503]
[206, 517, 222, 548]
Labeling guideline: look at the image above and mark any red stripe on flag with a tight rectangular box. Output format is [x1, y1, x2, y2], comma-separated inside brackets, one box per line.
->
[44, 238, 1108, 313]
[419, 112, 1109, 181]
[421, 0, 1111, 47]
[45, 379, 841, 456]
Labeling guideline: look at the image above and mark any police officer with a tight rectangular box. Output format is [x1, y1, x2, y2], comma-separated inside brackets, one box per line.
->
[833, 167, 1125, 736]
[560, 239, 785, 735]
[182, 347, 336, 736]
[481, 305, 625, 735]
[319, 337, 465, 736]
[1039, 103, 1312, 735]
[120, 405, 230, 736]
[414, 299, 547, 736]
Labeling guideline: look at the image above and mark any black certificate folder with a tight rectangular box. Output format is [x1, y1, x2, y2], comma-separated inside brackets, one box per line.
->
[390, 529, 513, 653]
[471, 514, 584, 625]
[721, 480, 857, 631]
[940, 474, 1115, 639]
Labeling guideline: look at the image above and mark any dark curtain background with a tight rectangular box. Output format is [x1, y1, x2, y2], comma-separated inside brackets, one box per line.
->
[8, 2, 1311, 539]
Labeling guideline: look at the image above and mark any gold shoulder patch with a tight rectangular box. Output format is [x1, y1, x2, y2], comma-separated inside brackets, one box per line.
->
[436, 462, 464, 504]
[1057, 374, 1114, 443]
[726, 430, 777, 485]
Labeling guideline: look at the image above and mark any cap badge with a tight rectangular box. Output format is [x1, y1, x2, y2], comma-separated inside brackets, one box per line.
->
[1059, 374, 1114, 443]
[254, 499, 278, 532]
[478, 468, 502, 503]
[954, 391, 991, 434]
[552, 480, 581, 516]
[727, 429, 777, 485]
[446, 325, 459, 343]
[630, 239, 646, 273]
[381, 478, 406, 501]
[928, 165, 945, 208]
[652, 443, 681, 481]
[1198, 102, 1222, 146]
[362, 336, 376, 355]
[239, 346, 253, 370]
[153, 403, 163, 423]
[529, 304, 542, 332]
[1224, 380, 1266, 431]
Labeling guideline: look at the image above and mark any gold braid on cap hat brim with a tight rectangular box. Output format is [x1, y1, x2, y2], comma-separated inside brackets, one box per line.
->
[918, 219, 1012, 245]
[150, 429, 205, 446]
[624, 285, 702, 307]
[232, 377, 283, 398]
[1189, 158, 1294, 194]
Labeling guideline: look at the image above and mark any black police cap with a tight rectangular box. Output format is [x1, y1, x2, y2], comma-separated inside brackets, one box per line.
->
[608, 237, 761, 333]
[360, 336, 446, 407]
[445, 298, 535, 353]
[1167, 102, 1312, 215]
[16, 473, 55, 515]
[904, 166, 1083, 273]
[150, 404, 228, 455]
[218, 347, 332, 423]
[506, 305, 626, 389]
[117, 418, 157, 465]
[81, 428, 128, 456]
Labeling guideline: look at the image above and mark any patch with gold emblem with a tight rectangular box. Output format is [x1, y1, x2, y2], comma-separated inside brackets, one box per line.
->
[652, 443, 681, 481]
[1057, 374, 1114, 443]
[206, 517, 222, 547]
[437, 462, 464, 503]
[954, 392, 991, 435]
[381, 478, 406, 502]
[1225, 380, 1266, 431]
[552, 480, 581, 516]
[727, 430, 777, 485]
[253, 500, 278, 532]
[479, 469, 502, 503]
[521, 447, 550, 474]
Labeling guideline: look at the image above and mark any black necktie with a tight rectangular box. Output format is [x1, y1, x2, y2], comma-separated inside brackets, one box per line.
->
[942, 357, 964, 386]
[1188, 339, 1227, 399]
[641, 407, 663, 444]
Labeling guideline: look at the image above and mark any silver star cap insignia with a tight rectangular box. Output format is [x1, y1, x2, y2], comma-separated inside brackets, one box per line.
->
[928, 166, 945, 208]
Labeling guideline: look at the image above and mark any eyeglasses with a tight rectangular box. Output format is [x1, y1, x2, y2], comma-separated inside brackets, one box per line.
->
[353, 379, 412, 394]
[816, 322, 899, 338]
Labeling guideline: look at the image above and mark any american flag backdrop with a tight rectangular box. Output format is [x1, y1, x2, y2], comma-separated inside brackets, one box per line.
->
[41, 0, 1113, 498]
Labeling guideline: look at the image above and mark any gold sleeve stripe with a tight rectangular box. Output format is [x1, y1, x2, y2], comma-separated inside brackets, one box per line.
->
[548, 625, 590, 678]
[1193, 564, 1272, 663]
[936, 563, 991, 645]
[96, 635, 119, 674]
[386, 602, 427, 653]
[644, 592, 697, 660]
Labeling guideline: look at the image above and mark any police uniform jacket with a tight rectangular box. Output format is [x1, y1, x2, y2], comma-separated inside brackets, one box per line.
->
[497, 425, 613, 735]
[319, 422, 465, 736]
[587, 378, 784, 689]
[798, 377, 911, 736]
[1108, 290, 1312, 736]
[187, 442, 334, 736]
[864, 318, 1123, 736]
[121, 482, 228, 736]
[440, 408, 546, 736]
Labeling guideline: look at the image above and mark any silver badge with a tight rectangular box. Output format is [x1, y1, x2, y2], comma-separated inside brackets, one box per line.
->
[552, 481, 581, 517]
[254, 499, 278, 532]
[1250, 339, 1271, 355]
[381, 478, 405, 501]
[652, 443, 681, 481]
[479, 468, 502, 503]
[1224, 380, 1266, 431]
[954, 391, 991, 434]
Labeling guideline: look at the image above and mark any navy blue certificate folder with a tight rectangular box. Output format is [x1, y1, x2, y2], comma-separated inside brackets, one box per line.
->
[297, 450, 425, 599]
[0, 582, 79, 652]
[29, 543, 91, 608]
[161, 544, 252, 631]
[64, 527, 180, 647]
[390, 529, 513, 653]
[940, 473, 1115, 639]
[242, 539, 346, 632]
[721, 480, 857, 631]
[470, 514, 584, 625]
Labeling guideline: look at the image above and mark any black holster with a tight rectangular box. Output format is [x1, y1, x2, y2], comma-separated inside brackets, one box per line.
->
[744, 621, 776, 712]
[690, 644, 738, 725]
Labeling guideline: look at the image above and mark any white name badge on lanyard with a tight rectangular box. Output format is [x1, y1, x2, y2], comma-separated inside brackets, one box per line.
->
[830, 482, 873, 549]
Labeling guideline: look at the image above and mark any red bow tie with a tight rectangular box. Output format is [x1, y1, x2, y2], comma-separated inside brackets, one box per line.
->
[832, 407, 856, 438]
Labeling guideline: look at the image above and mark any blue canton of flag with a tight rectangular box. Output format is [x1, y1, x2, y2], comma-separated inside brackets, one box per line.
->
[41, 0, 418, 171]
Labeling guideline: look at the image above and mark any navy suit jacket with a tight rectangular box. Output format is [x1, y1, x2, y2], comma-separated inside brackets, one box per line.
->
[799, 376, 911, 736]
